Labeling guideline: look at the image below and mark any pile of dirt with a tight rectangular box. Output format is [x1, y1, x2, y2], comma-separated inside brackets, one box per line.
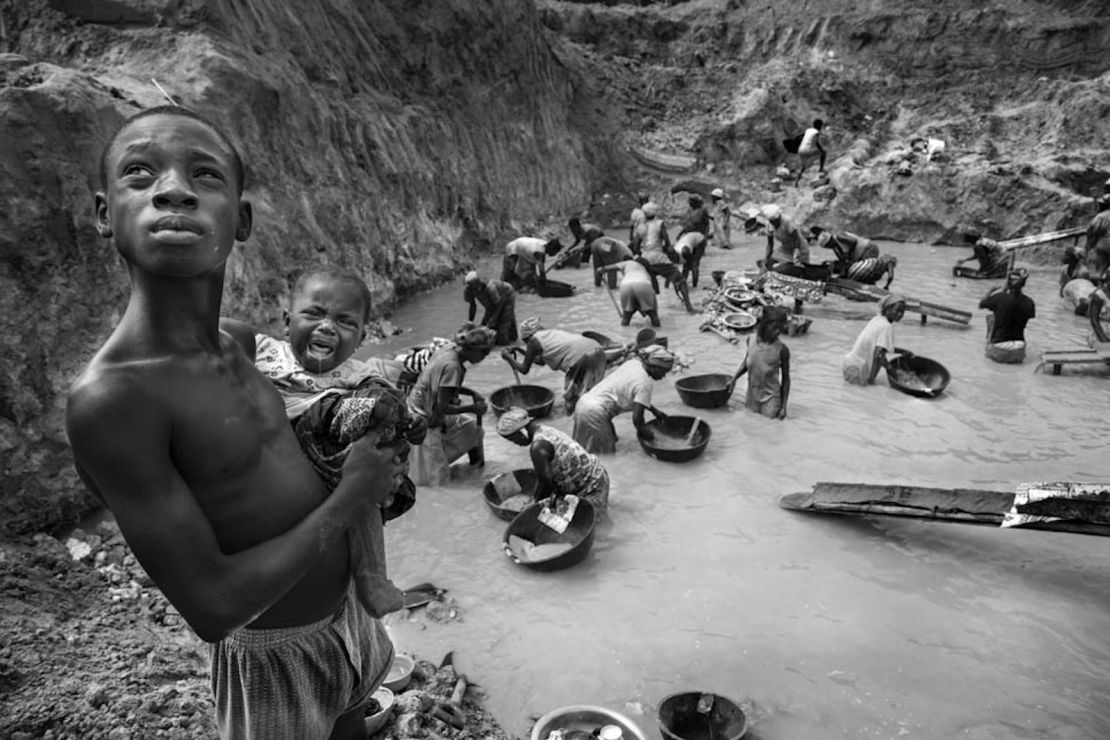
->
[0, 524, 512, 740]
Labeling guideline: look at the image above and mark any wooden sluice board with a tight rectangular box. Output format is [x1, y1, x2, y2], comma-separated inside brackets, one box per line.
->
[780, 482, 1110, 537]
[824, 277, 972, 325]
[998, 227, 1085, 252]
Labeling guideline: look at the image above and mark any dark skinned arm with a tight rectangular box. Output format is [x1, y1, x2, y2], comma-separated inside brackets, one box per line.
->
[1091, 292, 1110, 342]
[65, 379, 402, 643]
[529, 438, 557, 500]
[435, 386, 487, 418]
[502, 338, 543, 374]
[777, 344, 791, 419]
[869, 347, 889, 384]
[466, 297, 477, 323]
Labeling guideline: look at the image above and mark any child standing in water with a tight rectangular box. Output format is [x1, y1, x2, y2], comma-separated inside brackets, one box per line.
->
[730, 305, 791, 419]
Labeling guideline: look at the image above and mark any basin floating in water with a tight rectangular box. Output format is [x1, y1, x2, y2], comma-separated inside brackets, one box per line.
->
[675, 373, 735, 409]
[489, 384, 556, 418]
[637, 416, 711, 462]
[483, 469, 538, 521]
[658, 692, 748, 740]
[886, 354, 950, 398]
[503, 499, 597, 571]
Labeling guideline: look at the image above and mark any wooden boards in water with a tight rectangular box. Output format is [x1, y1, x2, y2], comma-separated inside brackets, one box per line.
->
[780, 481, 1110, 537]
[825, 276, 972, 326]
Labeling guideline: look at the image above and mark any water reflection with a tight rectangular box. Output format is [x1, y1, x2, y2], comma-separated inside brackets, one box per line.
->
[365, 233, 1110, 740]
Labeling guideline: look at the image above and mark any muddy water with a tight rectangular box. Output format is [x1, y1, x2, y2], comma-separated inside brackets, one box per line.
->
[367, 232, 1110, 740]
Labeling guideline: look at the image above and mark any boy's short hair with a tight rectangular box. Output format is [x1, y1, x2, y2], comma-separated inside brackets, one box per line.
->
[813, 118, 824, 129]
[98, 105, 246, 195]
[292, 267, 373, 322]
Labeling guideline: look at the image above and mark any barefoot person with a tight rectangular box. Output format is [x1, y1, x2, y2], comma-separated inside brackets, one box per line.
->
[502, 317, 608, 414]
[67, 106, 405, 740]
[496, 407, 611, 510]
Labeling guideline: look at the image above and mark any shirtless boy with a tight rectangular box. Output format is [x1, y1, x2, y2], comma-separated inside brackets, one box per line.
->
[66, 106, 404, 739]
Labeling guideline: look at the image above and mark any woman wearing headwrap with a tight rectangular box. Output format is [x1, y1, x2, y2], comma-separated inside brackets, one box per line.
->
[501, 318, 608, 415]
[406, 323, 496, 485]
[497, 407, 610, 509]
[980, 267, 1036, 363]
[571, 344, 673, 454]
[842, 294, 912, 385]
[463, 271, 518, 345]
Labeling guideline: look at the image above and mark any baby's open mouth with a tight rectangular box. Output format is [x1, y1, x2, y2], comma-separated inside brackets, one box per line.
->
[306, 339, 335, 360]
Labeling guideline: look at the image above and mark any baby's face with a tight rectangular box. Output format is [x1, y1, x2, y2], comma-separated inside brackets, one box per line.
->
[286, 277, 367, 373]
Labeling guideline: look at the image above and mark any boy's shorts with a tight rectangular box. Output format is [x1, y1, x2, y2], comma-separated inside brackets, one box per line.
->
[209, 584, 393, 740]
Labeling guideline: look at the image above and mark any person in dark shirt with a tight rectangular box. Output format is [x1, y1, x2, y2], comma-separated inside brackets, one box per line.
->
[979, 267, 1036, 363]
[678, 193, 712, 241]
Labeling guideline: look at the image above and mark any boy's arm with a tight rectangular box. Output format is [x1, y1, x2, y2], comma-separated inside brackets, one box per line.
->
[218, 317, 258, 358]
[66, 379, 400, 643]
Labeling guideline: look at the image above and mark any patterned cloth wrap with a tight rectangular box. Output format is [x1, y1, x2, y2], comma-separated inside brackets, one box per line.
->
[760, 272, 826, 303]
[294, 380, 420, 521]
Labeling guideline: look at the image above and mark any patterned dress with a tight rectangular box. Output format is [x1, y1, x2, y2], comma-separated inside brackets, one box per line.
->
[533, 426, 610, 509]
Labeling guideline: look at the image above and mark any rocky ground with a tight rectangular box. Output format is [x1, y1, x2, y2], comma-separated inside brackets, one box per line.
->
[0, 524, 514, 740]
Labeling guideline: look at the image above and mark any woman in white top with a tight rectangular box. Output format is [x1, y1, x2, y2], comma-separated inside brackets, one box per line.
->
[842, 294, 911, 385]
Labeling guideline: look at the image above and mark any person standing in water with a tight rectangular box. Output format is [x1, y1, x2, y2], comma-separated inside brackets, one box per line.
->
[502, 317, 608, 415]
[496, 406, 611, 510]
[571, 344, 674, 454]
[730, 305, 791, 419]
[980, 267, 1036, 364]
[842, 294, 911, 385]
[463, 270, 518, 345]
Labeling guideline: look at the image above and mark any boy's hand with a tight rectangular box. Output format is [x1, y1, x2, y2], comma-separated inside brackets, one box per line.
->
[341, 432, 408, 507]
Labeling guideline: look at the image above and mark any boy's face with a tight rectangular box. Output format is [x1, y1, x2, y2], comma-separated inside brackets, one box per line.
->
[285, 276, 368, 373]
[96, 113, 251, 278]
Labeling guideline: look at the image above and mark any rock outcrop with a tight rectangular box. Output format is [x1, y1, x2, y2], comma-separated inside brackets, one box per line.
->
[0, 0, 623, 535]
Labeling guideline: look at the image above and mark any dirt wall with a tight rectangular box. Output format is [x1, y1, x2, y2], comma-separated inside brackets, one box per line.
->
[0, 0, 623, 536]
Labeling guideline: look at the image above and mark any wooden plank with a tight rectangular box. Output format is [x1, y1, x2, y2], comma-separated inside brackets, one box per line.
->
[1040, 349, 1110, 375]
[998, 227, 1084, 252]
[826, 277, 971, 325]
[779, 481, 1110, 537]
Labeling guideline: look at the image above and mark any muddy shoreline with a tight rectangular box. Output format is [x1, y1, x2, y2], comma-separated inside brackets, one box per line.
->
[0, 522, 516, 740]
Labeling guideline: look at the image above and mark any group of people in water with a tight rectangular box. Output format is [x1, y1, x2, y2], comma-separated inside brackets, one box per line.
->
[65, 105, 1109, 740]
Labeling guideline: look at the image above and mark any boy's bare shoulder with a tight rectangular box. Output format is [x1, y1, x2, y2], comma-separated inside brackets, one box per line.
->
[67, 353, 170, 431]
